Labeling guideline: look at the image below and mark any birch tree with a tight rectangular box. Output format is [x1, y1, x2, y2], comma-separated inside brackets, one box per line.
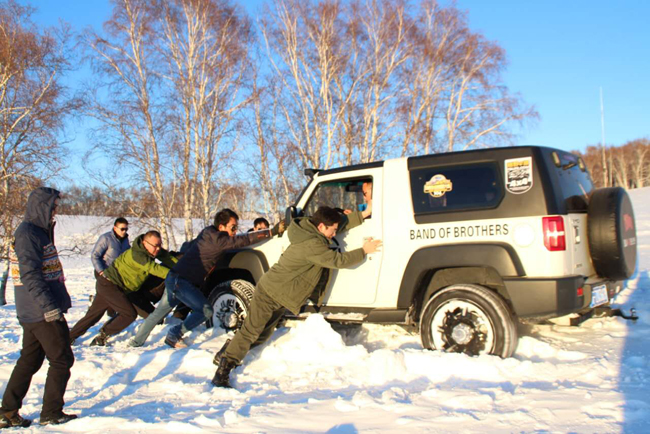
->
[261, 0, 355, 170]
[247, 75, 302, 216]
[443, 30, 536, 151]
[0, 1, 81, 257]
[355, 0, 412, 162]
[398, 0, 459, 155]
[85, 0, 176, 245]
[160, 0, 252, 237]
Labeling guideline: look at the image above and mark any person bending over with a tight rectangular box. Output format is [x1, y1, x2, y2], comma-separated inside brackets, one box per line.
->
[212, 205, 381, 388]
[69, 231, 177, 346]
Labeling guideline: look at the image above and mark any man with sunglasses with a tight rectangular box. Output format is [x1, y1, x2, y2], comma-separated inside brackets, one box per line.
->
[69, 230, 177, 346]
[90, 218, 130, 277]
[129, 208, 281, 348]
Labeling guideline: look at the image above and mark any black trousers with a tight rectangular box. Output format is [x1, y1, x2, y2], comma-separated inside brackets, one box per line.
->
[128, 275, 165, 318]
[96, 271, 118, 319]
[0, 318, 75, 418]
[69, 274, 137, 339]
[101, 271, 163, 319]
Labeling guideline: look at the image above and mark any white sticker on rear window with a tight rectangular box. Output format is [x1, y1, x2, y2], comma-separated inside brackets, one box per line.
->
[505, 157, 533, 194]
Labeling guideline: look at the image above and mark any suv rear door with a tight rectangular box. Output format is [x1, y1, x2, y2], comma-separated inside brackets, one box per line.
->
[540, 149, 595, 277]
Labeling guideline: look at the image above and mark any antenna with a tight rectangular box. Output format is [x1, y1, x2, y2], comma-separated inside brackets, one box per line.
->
[600, 87, 608, 186]
[600, 87, 606, 148]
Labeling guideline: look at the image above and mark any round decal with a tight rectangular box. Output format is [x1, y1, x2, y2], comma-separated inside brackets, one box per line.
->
[424, 174, 453, 198]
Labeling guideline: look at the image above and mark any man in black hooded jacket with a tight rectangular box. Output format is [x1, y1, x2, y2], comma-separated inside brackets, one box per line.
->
[0, 187, 77, 428]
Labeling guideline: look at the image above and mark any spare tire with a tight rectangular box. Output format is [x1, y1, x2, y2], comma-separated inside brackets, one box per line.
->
[587, 187, 637, 280]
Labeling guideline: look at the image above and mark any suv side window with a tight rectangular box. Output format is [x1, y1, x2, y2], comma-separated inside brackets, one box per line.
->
[410, 163, 502, 214]
[304, 179, 371, 217]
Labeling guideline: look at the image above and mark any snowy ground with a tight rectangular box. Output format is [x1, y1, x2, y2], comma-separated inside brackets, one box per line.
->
[1, 189, 649, 433]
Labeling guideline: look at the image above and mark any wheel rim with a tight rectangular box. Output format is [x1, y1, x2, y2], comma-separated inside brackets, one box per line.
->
[430, 299, 495, 355]
[212, 293, 247, 331]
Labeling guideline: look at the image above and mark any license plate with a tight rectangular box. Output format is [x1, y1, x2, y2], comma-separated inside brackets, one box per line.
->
[590, 284, 608, 308]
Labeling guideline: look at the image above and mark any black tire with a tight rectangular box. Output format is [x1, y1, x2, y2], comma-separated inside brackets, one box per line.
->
[420, 284, 518, 358]
[587, 187, 637, 280]
[206, 280, 255, 331]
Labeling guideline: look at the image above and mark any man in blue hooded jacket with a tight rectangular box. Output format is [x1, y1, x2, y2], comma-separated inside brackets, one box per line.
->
[0, 187, 77, 428]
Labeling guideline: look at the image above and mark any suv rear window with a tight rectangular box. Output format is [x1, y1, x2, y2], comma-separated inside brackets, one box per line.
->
[410, 163, 502, 215]
[548, 151, 594, 212]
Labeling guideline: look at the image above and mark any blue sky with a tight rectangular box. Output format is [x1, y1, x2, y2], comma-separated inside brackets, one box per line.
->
[21, 0, 650, 183]
[454, 0, 650, 151]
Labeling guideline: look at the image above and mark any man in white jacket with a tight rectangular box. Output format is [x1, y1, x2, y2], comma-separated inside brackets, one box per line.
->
[91, 218, 130, 276]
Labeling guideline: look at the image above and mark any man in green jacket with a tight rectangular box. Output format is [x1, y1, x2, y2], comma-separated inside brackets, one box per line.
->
[70, 230, 177, 346]
[212, 205, 381, 388]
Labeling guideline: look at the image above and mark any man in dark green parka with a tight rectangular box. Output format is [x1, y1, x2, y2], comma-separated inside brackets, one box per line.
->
[69, 230, 177, 346]
[212, 205, 381, 388]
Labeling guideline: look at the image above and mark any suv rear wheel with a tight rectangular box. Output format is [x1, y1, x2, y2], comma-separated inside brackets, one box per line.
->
[420, 284, 518, 358]
[206, 280, 255, 331]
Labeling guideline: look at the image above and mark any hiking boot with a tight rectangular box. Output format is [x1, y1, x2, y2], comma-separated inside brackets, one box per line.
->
[39, 412, 78, 426]
[212, 339, 231, 366]
[0, 411, 32, 429]
[89, 330, 109, 347]
[164, 333, 188, 349]
[211, 357, 236, 388]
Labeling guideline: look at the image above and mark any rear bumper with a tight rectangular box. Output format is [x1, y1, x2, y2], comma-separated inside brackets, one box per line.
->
[504, 276, 625, 319]
[503, 276, 574, 318]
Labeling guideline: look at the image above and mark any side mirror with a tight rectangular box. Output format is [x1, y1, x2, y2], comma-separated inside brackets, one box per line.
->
[285, 206, 297, 223]
[282, 206, 298, 238]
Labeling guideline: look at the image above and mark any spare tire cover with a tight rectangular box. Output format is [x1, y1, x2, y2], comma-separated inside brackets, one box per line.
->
[587, 187, 637, 280]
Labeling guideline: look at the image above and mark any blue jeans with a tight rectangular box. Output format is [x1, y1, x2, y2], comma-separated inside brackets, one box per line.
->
[130, 271, 213, 346]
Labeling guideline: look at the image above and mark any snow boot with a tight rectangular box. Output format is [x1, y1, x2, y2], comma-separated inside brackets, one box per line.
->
[211, 357, 236, 388]
[212, 339, 231, 366]
[0, 411, 32, 429]
[39, 412, 78, 426]
[164, 333, 188, 349]
[89, 330, 108, 346]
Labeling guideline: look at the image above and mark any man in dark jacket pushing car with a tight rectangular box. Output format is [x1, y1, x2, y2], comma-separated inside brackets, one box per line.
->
[128, 208, 282, 348]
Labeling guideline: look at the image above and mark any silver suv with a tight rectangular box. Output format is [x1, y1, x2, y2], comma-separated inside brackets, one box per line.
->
[204, 146, 637, 358]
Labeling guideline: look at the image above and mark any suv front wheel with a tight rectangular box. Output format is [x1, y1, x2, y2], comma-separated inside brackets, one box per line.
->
[206, 279, 255, 331]
[420, 284, 518, 358]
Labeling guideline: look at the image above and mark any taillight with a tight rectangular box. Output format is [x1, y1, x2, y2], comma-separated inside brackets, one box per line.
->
[542, 216, 566, 251]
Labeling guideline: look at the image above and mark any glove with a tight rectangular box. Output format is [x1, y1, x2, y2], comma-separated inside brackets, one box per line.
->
[44, 308, 62, 322]
[271, 220, 286, 236]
